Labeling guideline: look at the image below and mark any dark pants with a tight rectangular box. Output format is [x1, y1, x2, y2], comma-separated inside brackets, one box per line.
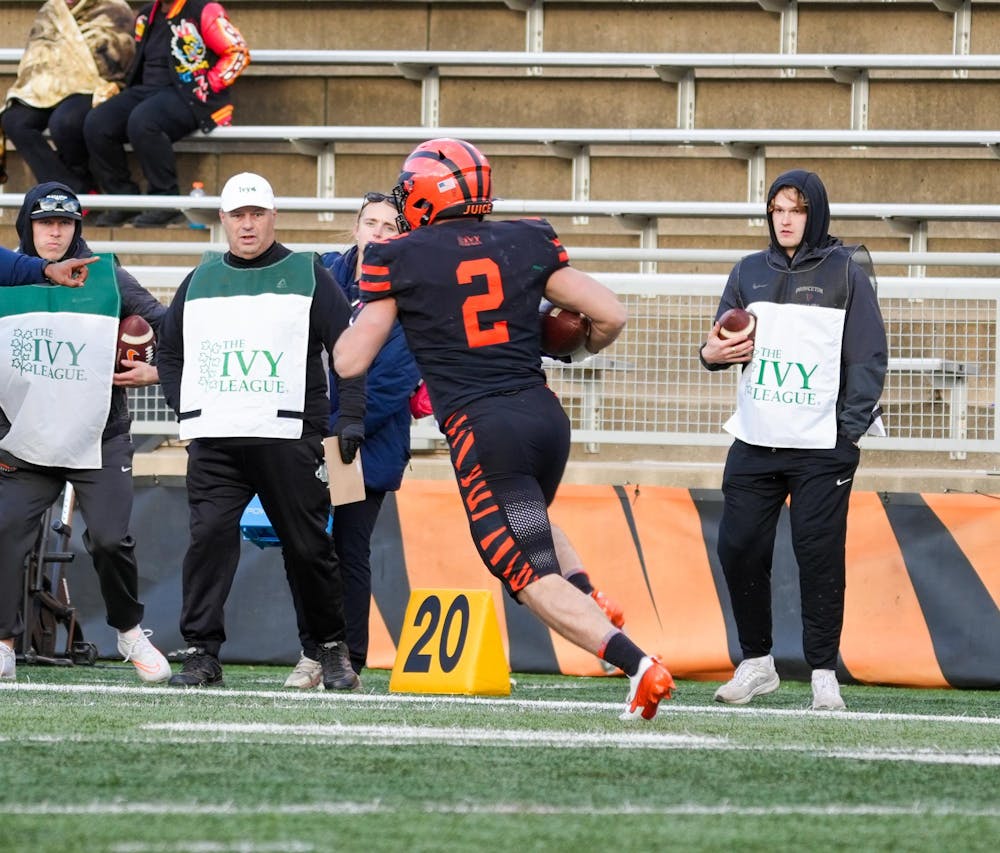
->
[0, 433, 144, 639]
[287, 488, 386, 672]
[180, 436, 348, 659]
[83, 85, 198, 196]
[1, 95, 95, 193]
[717, 437, 861, 670]
[443, 385, 570, 598]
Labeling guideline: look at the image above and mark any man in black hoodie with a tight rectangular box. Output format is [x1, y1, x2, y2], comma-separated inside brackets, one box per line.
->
[699, 169, 887, 711]
[0, 181, 171, 683]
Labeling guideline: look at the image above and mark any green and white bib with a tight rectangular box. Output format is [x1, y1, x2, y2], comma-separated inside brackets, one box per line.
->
[725, 300, 845, 449]
[0, 255, 120, 468]
[178, 252, 315, 440]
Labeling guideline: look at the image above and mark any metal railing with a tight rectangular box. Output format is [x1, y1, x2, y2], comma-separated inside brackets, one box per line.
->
[126, 273, 999, 458]
[4, 194, 1000, 260]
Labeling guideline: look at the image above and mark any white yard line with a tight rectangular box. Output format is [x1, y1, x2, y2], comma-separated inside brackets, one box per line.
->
[132, 721, 1000, 766]
[5, 722, 996, 767]
[143, 721, 723, 747]
[7, 801, 1000, 819]
[3, 681, 998, 727]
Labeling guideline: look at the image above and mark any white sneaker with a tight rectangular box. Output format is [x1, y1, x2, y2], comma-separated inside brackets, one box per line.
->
[713, 654, 780, 705]
[283, 653, 322, 689]
[117, 626, 171, 683]
[1, 642, 15, 681]
[811, 668, 846, 710]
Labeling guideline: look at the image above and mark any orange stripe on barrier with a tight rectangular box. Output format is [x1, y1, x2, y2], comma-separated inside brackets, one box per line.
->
[841, 491, 946, 687]
[626, 486, 733, 681]
[548, 485, 634, 676]
[547, 485, 729, 679]
[393, 479, 512, 660]
[922, 493, 1000, 610]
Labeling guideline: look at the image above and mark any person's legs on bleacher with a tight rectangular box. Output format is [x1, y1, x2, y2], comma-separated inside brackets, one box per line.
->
[126, 88, 199, 227]
[84, 85, 147, 225]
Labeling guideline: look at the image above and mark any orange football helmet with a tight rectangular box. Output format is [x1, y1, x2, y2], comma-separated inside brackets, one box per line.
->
[392, 138, 493, 231]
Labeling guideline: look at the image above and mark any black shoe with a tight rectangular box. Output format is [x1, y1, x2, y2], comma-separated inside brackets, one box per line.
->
[316, 640, 360, 691]
[94, 209, 136, 227]
[132, 208, 185, 227]
[167, 647, 223, 687]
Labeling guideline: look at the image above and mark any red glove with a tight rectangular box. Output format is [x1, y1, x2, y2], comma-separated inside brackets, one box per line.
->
[409, 381, 433, 419]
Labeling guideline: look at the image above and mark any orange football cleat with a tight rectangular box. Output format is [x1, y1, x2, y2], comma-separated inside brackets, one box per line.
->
[621, 656, 676, 721]
[591, 589, 626, 629]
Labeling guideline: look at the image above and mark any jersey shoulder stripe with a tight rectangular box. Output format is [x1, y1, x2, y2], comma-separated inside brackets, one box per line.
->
[360, 263, 391, 293]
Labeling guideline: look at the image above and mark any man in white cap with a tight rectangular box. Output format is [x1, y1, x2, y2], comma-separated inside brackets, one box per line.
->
[157, 172, 365, 690]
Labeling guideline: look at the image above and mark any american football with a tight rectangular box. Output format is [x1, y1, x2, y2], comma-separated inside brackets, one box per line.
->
[540, 304, 591, 357]
[718, 307, 757, 342]
[116, 314, 155, 372]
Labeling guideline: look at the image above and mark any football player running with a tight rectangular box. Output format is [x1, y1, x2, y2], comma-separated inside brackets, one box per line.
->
[334, 138, 675, 720]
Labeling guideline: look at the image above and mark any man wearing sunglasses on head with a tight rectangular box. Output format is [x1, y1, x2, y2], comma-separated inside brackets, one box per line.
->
[0, 182, 172, 684]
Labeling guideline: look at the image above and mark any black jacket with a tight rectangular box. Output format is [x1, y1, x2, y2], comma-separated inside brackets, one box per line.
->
[129, 0, 250, 132]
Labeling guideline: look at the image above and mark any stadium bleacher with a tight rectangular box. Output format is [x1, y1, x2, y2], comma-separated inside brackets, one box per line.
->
[0, 0, 997, 482]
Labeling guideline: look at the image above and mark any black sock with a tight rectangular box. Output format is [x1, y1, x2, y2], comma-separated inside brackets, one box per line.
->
[600, 631, 645, 677]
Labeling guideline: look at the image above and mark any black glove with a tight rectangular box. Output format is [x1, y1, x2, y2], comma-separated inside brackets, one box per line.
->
[333, 417, 365, 464]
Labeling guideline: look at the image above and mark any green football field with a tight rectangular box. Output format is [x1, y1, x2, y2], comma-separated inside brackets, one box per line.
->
[2, 663, 998, 853]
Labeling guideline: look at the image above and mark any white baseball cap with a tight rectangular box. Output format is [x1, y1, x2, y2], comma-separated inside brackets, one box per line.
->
[220, 172, 275, 212]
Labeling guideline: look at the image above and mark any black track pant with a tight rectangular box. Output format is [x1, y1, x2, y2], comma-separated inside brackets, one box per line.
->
[179, 436, 347, 659]
[1, 95, 95, 193]
[83, 84, 198, 196]
[0, 433, 143, 639]
[717, 437, 860, 670]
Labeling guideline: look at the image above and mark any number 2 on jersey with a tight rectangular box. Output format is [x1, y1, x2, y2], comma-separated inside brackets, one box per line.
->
[457, 258, 510, 348]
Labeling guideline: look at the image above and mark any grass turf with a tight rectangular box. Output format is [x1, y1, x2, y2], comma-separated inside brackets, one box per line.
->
[2, 664, 998, 852]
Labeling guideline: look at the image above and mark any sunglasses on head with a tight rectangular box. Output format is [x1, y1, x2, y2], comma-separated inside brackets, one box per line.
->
[362, 191, 391, 205]
[34, 194, 81, 215]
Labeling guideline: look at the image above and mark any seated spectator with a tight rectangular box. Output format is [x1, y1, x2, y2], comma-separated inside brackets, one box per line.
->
[84, 0, 250, 228]
[0, 0, 135, 195]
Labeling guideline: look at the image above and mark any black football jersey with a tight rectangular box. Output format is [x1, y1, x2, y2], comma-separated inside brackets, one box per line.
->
[359, 217, 570, 420]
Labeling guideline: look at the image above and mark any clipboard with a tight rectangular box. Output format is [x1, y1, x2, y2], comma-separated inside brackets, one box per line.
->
[322, 436, 366, 506]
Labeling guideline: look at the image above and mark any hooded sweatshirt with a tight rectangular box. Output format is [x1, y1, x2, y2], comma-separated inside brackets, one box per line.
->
[6, 181, 166, 443]
[704, 169, 888, 445]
